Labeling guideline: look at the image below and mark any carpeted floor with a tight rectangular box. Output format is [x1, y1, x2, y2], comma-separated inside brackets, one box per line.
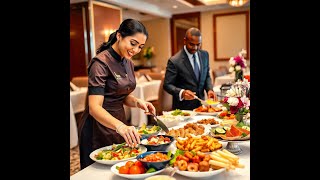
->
[70, 145, 80, 176]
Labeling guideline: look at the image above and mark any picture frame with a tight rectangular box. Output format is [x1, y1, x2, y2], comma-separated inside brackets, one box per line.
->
[213, 11, 249, 61]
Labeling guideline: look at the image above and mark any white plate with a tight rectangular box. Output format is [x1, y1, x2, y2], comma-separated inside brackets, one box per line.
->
[170, 123, 211, 137]
[174, 167, 226, 178]
[89, 144, 147, 165]
[111, 160, 165, 179]
[193, 109, 219, 116]
[162, 110, 197, 121]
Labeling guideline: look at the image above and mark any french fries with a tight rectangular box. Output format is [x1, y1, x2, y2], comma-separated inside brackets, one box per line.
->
[175, 135, 222, 152]
[209, 149, 244, 171]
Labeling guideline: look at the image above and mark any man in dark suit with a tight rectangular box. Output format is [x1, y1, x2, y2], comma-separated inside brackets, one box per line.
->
[163, 28, 216, 110]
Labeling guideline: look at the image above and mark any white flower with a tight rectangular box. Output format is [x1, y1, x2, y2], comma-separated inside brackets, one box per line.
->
[222, 106, 227, 111]
[227, 97, 239, 106]
[239, 49, 247, 57]
[229, 59, 236, 66]
[226, 88, 236, 97]
[235, 65, 241, 71]
[241, 96, 250, 108]
[229, 66, 234, 72]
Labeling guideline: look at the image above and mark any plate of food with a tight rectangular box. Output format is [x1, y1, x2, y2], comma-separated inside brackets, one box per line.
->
[156, 114, 182, 128]
[204, 99, 221, 106]
[165, 123, 209, 139]
[162, 109, 197, 121]
[216, 111, 236, 120]
[169, 148, 244, 178]
[136, 123, 162, 138]
[210, 124, 250, 141]
[111, 159, 165, 179]
[175, 134, 222, 152]
[174, 167, 225, 178]
[193, 105, 223, 116]
[89, 143, 147, 165]
[195, 118, 221, 128]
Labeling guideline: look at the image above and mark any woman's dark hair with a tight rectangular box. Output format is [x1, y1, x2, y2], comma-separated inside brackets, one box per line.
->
[96, 19, 148, 54]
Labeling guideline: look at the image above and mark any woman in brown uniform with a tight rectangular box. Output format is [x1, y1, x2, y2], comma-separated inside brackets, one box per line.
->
[78, 19, 156, 169]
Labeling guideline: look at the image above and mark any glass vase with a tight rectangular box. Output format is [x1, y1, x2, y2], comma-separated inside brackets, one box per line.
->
[235, 70, 243, 82]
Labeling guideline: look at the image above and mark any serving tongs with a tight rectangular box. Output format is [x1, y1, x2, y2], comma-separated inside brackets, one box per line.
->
[145, 111, 169, 133]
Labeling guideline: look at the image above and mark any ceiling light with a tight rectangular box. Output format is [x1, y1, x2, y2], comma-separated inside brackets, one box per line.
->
[227, 0, 249, 7]
[173, 5, 178, 9]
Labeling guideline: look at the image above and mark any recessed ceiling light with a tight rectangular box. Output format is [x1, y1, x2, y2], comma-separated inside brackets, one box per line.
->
[173, 5, 178, 9]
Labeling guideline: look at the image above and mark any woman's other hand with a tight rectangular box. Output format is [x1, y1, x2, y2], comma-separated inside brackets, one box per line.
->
[136, 99, 156, 115]
[117, 125, 141, 147]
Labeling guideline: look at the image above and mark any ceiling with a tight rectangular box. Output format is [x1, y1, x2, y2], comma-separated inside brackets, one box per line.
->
[70, 0, 250, 21]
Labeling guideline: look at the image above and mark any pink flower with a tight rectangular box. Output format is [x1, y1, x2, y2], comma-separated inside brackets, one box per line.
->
[233, 56, 245, 68]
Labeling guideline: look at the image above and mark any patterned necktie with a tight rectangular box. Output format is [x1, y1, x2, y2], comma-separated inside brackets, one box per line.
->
[193, 54, 200, 81]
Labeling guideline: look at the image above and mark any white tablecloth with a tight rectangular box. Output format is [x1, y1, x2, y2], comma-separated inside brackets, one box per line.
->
[70, 87, 88, 149]
[214, 72, 250, 86]
[130, 80, 161, 127]
[71, 115, 250, 180]
[70, 87, 88, 113]
[70, 100, 78, 149]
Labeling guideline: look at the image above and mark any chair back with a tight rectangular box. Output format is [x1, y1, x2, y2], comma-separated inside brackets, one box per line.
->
[158, 75, 172, 113]
[71, 76, 88, 87]
[146, 72, 163, 80]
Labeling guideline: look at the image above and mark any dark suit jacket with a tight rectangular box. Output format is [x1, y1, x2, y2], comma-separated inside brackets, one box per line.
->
[163, 49, 213, 110]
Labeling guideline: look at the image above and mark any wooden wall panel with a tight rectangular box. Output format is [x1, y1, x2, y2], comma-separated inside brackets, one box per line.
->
[70, 2, 90, 81]
[92, 3, 121, 56]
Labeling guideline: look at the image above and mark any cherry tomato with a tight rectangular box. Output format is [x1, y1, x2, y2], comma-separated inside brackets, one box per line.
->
[134, 161, 146, 173]
[134, 161, 143, 167]
[129, 165, 142, 174]
[139, 166, 146, 173]
[125, 161, 135, 168]
[119, 165, 129, 174]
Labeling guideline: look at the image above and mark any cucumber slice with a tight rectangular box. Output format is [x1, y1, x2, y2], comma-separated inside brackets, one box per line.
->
[223, 126, 231, 131]
[242, 126, 250, 131]
[215, 127, 226, 134]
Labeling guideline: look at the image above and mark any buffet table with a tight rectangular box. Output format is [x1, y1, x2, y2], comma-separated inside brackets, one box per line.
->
[71, 115, 250, 180]
[130, 80, 161, 127]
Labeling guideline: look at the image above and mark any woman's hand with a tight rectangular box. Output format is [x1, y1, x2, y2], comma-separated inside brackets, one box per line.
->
[117, 125, 141, 147]
[136, 98, 156, 115]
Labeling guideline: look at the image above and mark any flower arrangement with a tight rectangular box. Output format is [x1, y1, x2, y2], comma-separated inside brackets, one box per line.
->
[143, 46, 154, 60]
[222, 78, 250, 122]
[228, 49, 247, 82]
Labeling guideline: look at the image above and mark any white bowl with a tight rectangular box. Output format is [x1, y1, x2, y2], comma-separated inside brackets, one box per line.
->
[156, 115, 182, 128]
[157, 114, 183, 128]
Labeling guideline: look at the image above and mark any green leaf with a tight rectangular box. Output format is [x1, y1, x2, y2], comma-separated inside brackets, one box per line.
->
[116, 166, 120, 170]
[169, 149, 185, 165]
[167, 150, 172, 158]
[146, 167, 156, 173]
[113, 142, 126, 152]
[236, 121, 245, 127]
[241, 132, 247, 137]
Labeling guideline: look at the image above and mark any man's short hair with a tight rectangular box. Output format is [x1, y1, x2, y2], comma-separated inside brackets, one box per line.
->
[185, 28, 201, 38]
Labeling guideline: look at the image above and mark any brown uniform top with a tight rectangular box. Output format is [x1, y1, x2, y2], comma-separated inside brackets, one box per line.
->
[79, 47, 136, 150]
